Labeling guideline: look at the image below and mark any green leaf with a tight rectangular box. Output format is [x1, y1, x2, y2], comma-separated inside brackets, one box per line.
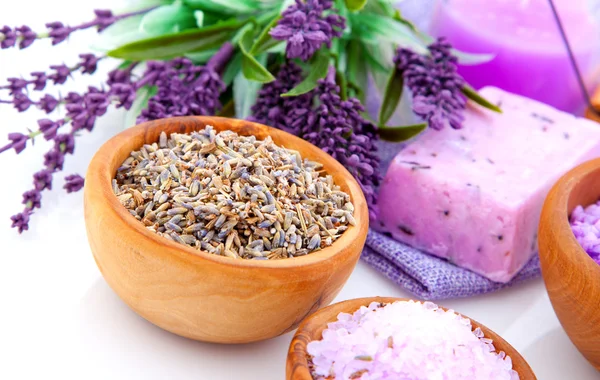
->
[281, 50, 330, 97]
[378, 123, 427, 142]
[249, 15, 281, 55]
[462, 85, 502, 113]
[222, 52, 243, 86]
[184, 47, 219, 63]
[108, 18, 244, 60]
[346, 41, 368, 101]
[238, 27, 275, 83]
[140, 3, 197, 35]
[379, 67, 404, 126]
[233, 57, 264, 118]
[125, 85, 158, 128]
[350, 12, 426, 54]
[92, 14, 149, 52]
[345, 0, 368, 11]
[183, 0, 260, 14]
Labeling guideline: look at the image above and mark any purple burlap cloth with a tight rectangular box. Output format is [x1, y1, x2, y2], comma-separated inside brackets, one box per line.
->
[361, 230, 542, 300]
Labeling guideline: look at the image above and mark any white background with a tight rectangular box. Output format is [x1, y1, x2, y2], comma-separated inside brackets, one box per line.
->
[0, 1, 599, 379]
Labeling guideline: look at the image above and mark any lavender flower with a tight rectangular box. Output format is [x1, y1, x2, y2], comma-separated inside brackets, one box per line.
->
[250, 62, 313, 134]
[137, 43, 233, 123]
[252, 66, 380, 218]
[395, 37, 466, 130]
[270, 0, 345, 61]
[64, 174, 85, 193]
[0, 8, 153, 50]
[0, 132, 29, 154]
[10, 211, 31, 233]
[303, 68, 381, 218]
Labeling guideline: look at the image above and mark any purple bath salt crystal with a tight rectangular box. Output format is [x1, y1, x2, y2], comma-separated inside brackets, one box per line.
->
[570, 203, 600, 264]
[307, 300, 519, 379]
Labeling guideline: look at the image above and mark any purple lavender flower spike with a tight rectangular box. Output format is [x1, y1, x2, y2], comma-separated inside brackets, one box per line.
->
[93, 10, 116, 32]
[46, 21, 74, 45]
[16, 26, 37, 49]
[251, 61, 313, 134]
[63, 174, 85, 193]
[33, 170, 53, 191]
[10, 211, 31, 234]
[22, 190, 42, 209]
[0, 26, 17, 48]
[395, 37, 466, 130]
[271, 0, 345, 61]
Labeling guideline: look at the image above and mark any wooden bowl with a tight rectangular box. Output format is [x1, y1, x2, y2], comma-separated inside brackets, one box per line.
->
[287, 297, 536, 380]
[84, 116, 368, 344]
[538, 158, 600, 370]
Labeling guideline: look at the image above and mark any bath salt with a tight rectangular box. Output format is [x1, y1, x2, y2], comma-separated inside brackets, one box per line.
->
[307, 300, 519, 380]
[376, 86, 600, 282]
[570, 203, 600, 265]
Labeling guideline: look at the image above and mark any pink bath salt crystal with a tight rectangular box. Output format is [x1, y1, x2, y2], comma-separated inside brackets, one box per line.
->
[377, 86, 600, 282]
[307, 300, 519, 380]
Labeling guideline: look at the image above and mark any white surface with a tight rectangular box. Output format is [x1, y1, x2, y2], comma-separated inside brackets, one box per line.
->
[0, 2, 598, 379]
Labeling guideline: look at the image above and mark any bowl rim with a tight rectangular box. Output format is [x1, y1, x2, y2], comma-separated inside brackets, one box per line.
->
[287, 297, 537, 380]
[84, 116, 369, 269]
[540, 157, 600, 274]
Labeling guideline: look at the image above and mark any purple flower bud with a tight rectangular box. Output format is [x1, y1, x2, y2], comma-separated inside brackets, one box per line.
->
[64, 92, 82, 104]
[22, 189, 42, 209]
[49, 64, 71, 85]
[54, 134, 75, 154]
[43, 149, 65, 170]
[46, 21, 73, 45]
[30, 71, 48, 91]
[12, 92, 32, 112]
[0, 26, 17, 49]
[395, 37, 466, 130]
[6, 77, 28, 95]
[38, 94, 59, 114]
[10, 211, 31, 233]
[15, 25, 37, 49]
[78, 53, 100, 74]
[63, 174, 85, 193]
[33, 170, 53, 190]
[7, 132, 28, 154]
[271, 0, 345, 61]
[37, 119, 62, 140]
[93, 9, 115, 32]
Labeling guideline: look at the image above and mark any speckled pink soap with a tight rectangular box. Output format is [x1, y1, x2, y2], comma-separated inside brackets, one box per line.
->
[378, 87, 600, 282]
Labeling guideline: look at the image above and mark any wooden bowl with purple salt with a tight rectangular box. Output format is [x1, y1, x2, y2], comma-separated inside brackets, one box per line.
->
[539, 158, 600, 370]
[287, 297, 536, 379]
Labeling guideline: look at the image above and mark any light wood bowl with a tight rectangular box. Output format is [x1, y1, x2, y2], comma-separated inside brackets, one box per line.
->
[539, 158, 600, 370]
[287, 297, 536, 380]
[84, 116, 368, 343]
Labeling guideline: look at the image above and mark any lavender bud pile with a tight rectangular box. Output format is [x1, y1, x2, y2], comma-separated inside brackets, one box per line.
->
[114, 126, 355, 259]
[570, 202, 600, 265]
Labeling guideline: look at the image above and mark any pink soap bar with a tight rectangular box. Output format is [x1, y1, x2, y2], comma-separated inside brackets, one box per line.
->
[377, 87, 600, 282]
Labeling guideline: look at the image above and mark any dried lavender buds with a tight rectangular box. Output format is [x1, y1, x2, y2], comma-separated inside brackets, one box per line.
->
[114, 126, 355, 260]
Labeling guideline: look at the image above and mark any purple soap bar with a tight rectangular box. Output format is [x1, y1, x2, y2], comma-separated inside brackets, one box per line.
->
[377, 87, 600, 283]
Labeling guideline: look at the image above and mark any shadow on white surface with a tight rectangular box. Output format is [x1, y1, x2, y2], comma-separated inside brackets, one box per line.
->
[522, 327, 599, 380]
[78, 279, 292, 380]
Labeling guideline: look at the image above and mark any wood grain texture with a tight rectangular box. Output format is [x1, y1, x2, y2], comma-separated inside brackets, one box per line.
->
[585, 87, 600, 123]
[83, 116, 368, 343]
[538, 158, 600, 370]
[287, 297, 537, 380]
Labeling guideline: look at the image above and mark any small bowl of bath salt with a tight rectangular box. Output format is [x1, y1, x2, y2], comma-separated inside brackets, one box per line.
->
[287, 297, 536, 380]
